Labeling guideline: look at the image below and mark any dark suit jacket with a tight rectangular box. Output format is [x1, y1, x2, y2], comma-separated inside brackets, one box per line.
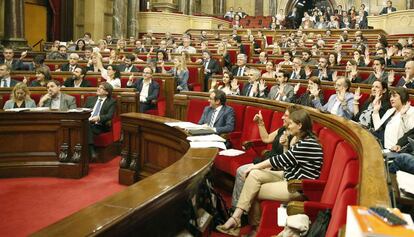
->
[128, 78, 160, 103]
[231, 66, 248, 77]
[1, 78, 20, 87]
[84, 96, 116, 131]
[241, 82, 263, 98]
[396, 127, 414, 153]
[198, 105, 235, 134]
[0, 58, 24, 71]
[203, 59, 220, 75]
[380, 7, 396, 15]
[289, 69, 306, 80]
[64, 78, 91, 87]
[311, 69, 333, 81]
[118, 64, 139, 73]
[60, 63, 79, 72]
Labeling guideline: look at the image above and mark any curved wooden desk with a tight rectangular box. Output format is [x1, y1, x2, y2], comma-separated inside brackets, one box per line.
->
[0, 111, 90, 179]
[32, 113, 217, 236]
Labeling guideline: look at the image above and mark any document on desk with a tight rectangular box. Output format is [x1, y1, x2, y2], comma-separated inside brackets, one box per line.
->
[190, 141, 226, 150]
[187, 134, 226, 142]
[397, 171, 414, 195]
[29, 107, 50, 112]
[68, 108, 92, 112]
[164, 121, 202, 129]
[4, 108, 30, 112]
[219, 149, 245, 157]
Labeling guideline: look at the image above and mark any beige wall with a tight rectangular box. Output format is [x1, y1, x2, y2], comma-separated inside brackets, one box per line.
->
[138, 12, 229, 34]
[368, 9, 414, 34]
[225, 0, 256, 16]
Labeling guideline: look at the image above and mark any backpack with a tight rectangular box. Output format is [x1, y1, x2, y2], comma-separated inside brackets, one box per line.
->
[306, 209, 331, 237]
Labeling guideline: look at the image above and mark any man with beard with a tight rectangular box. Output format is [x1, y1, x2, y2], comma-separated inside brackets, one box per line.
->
[38, 80, 77, 110]
[63, 66, 90, 87]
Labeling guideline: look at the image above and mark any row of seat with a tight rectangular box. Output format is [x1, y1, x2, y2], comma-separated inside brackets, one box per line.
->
[181, 94, 360, 237]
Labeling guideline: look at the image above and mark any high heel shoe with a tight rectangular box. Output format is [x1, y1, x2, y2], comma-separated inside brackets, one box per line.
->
[216, 216, 241, 236]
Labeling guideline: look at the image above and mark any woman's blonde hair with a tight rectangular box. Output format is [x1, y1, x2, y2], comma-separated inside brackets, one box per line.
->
[11, 82, 31, 101]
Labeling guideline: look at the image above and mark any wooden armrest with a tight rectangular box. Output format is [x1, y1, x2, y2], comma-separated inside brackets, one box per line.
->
[220, 133, 229, 140]
[288, 179, 303, 193]
[287, 201, 305, 216]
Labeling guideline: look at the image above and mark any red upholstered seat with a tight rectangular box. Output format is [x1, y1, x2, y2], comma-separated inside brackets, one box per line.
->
[301, 142, 358, 220]
[85, 76, 100, 87]
[359, 71, 371, 80]
[325, 188, 357, 237]
[317, 128, 343, 181]
[227, 102, 246, 133]
[312, 122, 324, 136]
[186, 99, 209, 124]
[323, 89, 336, 103]
[71, 94, 82, 107]
[255, 200, 284, 237]
[187, 66, 202, 91]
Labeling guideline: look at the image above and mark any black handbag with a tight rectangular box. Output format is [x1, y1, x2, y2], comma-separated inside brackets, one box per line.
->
[306, 209, 331, 237]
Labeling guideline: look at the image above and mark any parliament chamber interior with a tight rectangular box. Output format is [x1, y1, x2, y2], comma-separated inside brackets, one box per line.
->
[1, 0, 414, 236]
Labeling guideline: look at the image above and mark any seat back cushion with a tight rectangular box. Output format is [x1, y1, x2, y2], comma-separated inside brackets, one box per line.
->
[227, 102, 246, 132]
[318, 128, 343, 180]
[320, 141, 357, 204]
[186, 99, 209, 124]
[325, 188, 357, 237]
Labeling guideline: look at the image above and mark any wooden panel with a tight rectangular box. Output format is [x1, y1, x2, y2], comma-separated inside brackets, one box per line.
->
[24, 3, 47, 50]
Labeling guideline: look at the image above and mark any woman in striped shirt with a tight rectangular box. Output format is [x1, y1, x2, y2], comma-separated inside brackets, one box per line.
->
[217, 109, 324, 236]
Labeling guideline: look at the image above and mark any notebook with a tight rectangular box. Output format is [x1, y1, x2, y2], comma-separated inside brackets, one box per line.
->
[187, 128, 216, 136]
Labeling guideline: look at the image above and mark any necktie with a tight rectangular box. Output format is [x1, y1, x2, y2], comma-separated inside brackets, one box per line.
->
[291, 72, 296, 79]
[92, 99, 103, 117]
[246, 84, 252, 96]
[1, 79, 5, 87]
[237, 67, 242, 76]
[209, 109, 217, 127]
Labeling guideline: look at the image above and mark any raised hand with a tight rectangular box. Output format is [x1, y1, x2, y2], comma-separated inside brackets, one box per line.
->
[279, 130, 289, 147]
[337, 89, 345, 103]
[388, 70, 395, 85]
[22, 76, 28, 84]
[332, 70, 338, 82]
[354, 87, 361, 101]
[275, 63, 282, 73]
[279, 83, 286, 97]
[128, 74, 135, 83]
[231, 78, 239, 91]
[294, 83, 300, 94]
[211, 79, 217, 89]
[253, 110, 264, 123]
[20, 50, 28, 60]
[251, 81, 258, 94]
[310, 84, 320, 97]
[259, 79, 266, 92]
[305, 66, 312, 77]
[373, 97, 382, 112]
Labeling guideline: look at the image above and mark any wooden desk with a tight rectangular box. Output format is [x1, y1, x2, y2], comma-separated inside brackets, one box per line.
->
[0, 111, 90, 179]
[32, 113, 217, 236]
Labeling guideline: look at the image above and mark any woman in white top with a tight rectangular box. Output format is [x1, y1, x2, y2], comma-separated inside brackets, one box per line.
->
[99, 64, 121, 89]
[210, 71, 239, 95]
[372, 87, 414, 149]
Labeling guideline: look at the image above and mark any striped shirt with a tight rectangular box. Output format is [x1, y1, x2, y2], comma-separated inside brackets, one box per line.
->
[269, 137, 324, 180]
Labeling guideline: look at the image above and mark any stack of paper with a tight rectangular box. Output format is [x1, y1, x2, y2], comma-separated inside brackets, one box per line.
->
[164, 121, 202, 129]
[219, 149, 245, 157]
[187, 134, 225, 142]
[397, 171, 414, 195]
[29, 107, 50, 112]
[4, 108, 30, 112]
[190, 142, 226, 150]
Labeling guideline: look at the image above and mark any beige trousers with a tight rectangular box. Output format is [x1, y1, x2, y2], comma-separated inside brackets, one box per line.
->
[236, 169, 301, 226]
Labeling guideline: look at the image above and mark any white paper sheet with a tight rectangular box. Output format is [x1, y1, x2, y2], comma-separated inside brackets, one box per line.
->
[4, 108, 30, 112]
[190, 141, 226, 150]
[164, 121, 202, 129]
[187, 134, 226, 142]
[397, 170, 414, 195]
[218, 149, 245, 157]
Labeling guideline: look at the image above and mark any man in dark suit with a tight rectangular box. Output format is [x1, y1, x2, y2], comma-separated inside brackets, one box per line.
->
[380, 1, 397, 15]
[127, 66, 160, 113]
[118, 54, 139, 73]
[84, 82, 116, 159]
[241, 68, 266, 98]
[0, 64, 19, 88]
[198, 89, 235, 134]
[0, 47, 25, 71]
[287, 7, 300, 29]
[63, 66, 91, 88]
[309, 57, 333, 81]
[231, 53, 249, 77]
[201, 50, 220, 91]
[289, 57, 306, 80]
[58, 53, 80, 72]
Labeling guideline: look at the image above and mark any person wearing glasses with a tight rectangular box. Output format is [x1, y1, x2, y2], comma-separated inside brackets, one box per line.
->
[127, 66, 160, 113]
[58, 53, 80, 72]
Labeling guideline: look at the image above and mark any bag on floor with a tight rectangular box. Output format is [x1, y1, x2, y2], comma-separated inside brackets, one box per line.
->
[276, 214, 310, 237]
[306, 209, 331, 237]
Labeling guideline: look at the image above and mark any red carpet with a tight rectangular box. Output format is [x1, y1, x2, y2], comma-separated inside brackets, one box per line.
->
[0, 157, 126, 237]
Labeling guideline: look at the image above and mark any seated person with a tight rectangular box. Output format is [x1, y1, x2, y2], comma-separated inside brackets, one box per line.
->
[388, 127, 414, 175]
[0, 64, 19, 88]
[210, 71, 240, 95]
[118, 54, 139, 73]
[57, 53, 80, 72]
[38, 80, 77, 110]
[312, 77, 354, 119]
[293, 76, 324, 107]
[217, 109, 323, 236]
[84, 82, 116, 159]
[0, 47, 25, 71]
[372, 87, 414, 150]
[231, 105, 300, 209]
[307, 56, 333, 81]
[267, 71, 294, 102]
[353, 81, 391, 130]
[30, 67, 51, 87]
[3, 82, 36, 109]
[63, 66, 90, 88]
[345, 60, 363, 83]
[161, 56, 189, 92]
[231, 54, 249, 77]
[198, 89, 235, 134]
[127, 66, 160, 113]
[396, 60, 414, 89]
[363, 58, 390, 85]
[241, 69, 264, 98]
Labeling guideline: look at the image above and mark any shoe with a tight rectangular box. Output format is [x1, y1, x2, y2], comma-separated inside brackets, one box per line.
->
[216, 216, 241, 236]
